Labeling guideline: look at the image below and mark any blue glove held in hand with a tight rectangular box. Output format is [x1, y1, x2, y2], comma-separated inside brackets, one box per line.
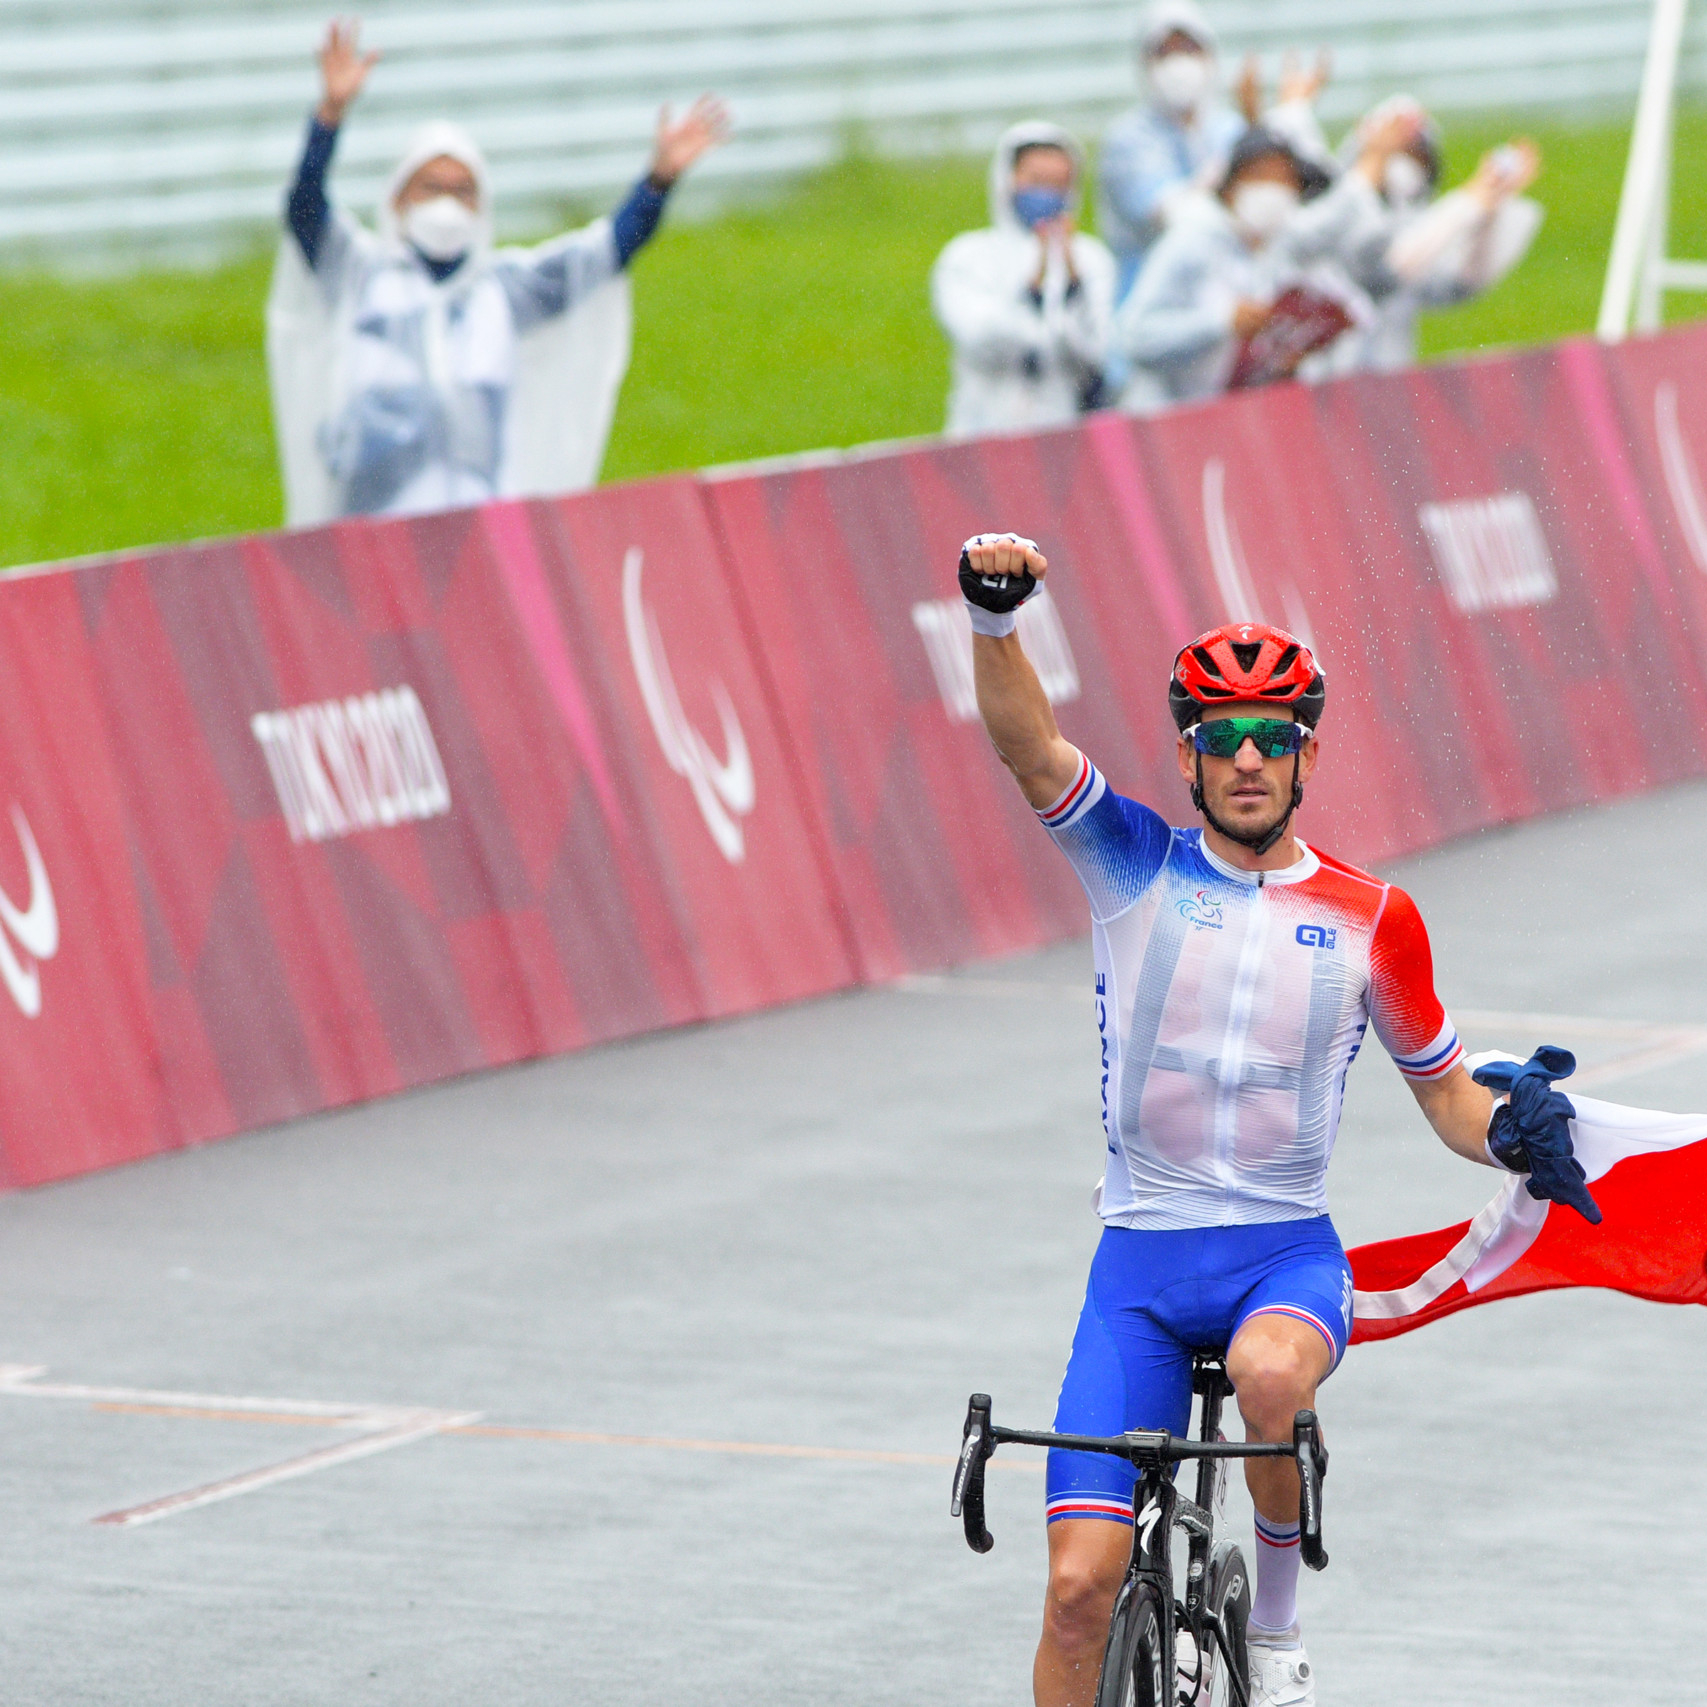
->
[1471, 1046, 1603, 1225]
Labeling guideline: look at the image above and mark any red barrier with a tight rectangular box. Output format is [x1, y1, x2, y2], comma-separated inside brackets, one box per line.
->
[27, 481, 855, 1181]
[1069, 346, 1694, 866]
[703, 434, 1146, 978]
[7, 325, 1707, 1188]
[0, 570, 172, 1186]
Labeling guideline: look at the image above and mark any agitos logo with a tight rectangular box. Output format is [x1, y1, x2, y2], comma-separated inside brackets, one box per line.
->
[0, 806, 58, 1019]
[622, 547, 754, 864]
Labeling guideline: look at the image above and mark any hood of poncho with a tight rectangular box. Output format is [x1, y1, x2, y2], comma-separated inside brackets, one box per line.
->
[987, 120, 1087, 232]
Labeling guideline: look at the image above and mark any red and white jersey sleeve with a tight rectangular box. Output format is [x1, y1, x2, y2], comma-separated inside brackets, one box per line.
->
[1366, 883, 1463, 1083]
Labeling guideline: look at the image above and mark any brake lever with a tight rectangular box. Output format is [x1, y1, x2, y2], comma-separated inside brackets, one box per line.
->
[952, 1393, 996, 1554]
[1293, 1408, 1329, 1572]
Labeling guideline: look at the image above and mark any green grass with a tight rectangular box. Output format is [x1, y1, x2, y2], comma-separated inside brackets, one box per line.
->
[3, 111, 1705, 570]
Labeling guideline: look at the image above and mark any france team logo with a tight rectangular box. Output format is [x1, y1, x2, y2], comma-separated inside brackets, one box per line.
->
[1178, 890, 1225, 930]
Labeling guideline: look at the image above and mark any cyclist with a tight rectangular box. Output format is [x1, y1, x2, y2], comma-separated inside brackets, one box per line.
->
[958, 533, 1599, 1707]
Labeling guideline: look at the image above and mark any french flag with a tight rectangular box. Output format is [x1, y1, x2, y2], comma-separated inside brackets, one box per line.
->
[1350, 1055, 1707, 1343]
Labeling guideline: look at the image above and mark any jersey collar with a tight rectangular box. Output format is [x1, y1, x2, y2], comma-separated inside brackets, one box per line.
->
[1197, 833, 1320, 887]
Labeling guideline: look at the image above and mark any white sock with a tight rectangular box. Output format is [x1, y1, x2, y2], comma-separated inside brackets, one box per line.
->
[1249, 1513, 1302, 1640]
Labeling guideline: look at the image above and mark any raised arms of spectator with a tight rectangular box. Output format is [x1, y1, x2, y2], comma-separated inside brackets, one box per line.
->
[1386, 141, 1542, 296]
[316, 18, 380, 128]
[647, 96, 729, 190]
[286, 20, 380, 268]
[1281, 103, 1418, 276]
[612, 97, 730, 266]
[502, 96, 727, 329]
[287, 118, 339, 268]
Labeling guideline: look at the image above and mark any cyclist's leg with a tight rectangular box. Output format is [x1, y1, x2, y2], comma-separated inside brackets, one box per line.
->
[1036, 1228, 1197, 1707]
[1224, 1219, 1351, 1649]
[1225, 1218, 1350, 1522]
[1035, 1521, 1134, 1707]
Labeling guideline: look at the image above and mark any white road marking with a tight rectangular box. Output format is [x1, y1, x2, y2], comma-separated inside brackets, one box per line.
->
[0, 1367, 478, 1526]
[449, 1421, 1039, 1472]
[0, 1365, 423, 1421]
[93, 1411, 481, 1528]
[0, 1367, 1039, 1527]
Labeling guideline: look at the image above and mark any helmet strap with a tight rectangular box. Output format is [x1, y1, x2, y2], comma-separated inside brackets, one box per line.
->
[1193, 753, 1304, 859]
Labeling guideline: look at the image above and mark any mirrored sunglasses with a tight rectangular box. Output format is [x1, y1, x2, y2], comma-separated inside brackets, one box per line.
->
[1188, 717, 1311, 759]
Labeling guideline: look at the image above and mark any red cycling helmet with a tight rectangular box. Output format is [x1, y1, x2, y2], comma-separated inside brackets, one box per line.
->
[1168, 623, 1325, 732]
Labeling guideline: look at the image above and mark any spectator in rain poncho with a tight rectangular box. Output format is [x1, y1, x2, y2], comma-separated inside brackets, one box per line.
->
[267, 19, 727, 523]
[1113, 124, 1360, 411]
[1096, 0, 1247, 305]
[930, 122, 1116, 440]
[1284, 97, 1543, 377]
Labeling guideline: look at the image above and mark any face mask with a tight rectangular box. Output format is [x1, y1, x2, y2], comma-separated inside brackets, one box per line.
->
[1383, 153, 1429, 205]
[1150, 51, 1210, 112]
[1230, 181, 1299, 243]
[403, 195, 478, 262]
[1012, 186, 1070, 229]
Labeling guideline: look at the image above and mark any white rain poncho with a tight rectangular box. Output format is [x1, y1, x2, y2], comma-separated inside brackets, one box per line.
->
[267, 121, 631, 525]
[1113, 192, 1369, 411]
[1343, 186, 1541, 374]
[1285, 103, 1543, 377]
[929, 122, 1117, 441]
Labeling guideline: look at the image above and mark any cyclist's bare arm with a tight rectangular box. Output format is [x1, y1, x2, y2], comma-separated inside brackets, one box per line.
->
[968, 536, 1083, 809]
[1407, 1065, 1498, 1166]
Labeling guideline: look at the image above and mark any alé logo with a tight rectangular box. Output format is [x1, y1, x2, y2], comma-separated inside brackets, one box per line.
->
[0, 806, 57, 1018]
[1177, 889, 1224, 931]
[622, 547, 755, 864]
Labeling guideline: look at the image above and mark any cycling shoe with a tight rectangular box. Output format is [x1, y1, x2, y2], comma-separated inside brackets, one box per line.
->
[1247, 1623, 1315, 1706]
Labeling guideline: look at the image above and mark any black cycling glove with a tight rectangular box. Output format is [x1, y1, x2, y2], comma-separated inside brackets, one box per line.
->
[1472, 1046, 1603, 1225]
[958, 535, 1038, 613]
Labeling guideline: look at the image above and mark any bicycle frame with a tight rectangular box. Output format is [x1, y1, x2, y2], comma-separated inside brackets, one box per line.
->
[952, 1358, 1328, 1707]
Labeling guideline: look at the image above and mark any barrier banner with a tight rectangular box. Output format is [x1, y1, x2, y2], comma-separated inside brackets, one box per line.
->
[1594, 331, 1707, 681]
[37, 484, 854, 1177]
[1052, 338, 1707, 870]
[704, 434, 1145, 978]
[9, 325, 1707, 1188]
[0, 570, 173, 1186]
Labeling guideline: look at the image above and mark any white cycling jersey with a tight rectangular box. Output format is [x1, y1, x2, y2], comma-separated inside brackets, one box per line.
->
[1042, 753, 1463, 1229]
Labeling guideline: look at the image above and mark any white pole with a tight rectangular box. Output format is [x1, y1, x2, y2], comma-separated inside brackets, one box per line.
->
[1636, 94, 1674, 332]
[1599, 0, 1691, 342]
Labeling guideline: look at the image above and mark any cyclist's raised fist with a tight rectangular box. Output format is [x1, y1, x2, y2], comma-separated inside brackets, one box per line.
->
[963, 531, 1047, 584]
[959, 532, 1047, 616]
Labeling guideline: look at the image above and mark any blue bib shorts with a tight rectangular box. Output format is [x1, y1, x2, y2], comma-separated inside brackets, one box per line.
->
[1044, 1217, 1354, 1524]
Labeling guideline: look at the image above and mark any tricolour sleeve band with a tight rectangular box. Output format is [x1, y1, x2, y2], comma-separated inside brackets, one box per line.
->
[1037, 752, 1105, 831]
[1390, 1014, 1464, 1082]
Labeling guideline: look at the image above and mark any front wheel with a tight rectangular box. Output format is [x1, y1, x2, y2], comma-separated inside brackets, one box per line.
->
[1200, 1541, 1251, 1706]
[1094, 1579, 1168, 1707]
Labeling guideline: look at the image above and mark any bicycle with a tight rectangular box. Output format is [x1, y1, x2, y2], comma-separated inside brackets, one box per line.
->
[951, 1353, 1328, 1707]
